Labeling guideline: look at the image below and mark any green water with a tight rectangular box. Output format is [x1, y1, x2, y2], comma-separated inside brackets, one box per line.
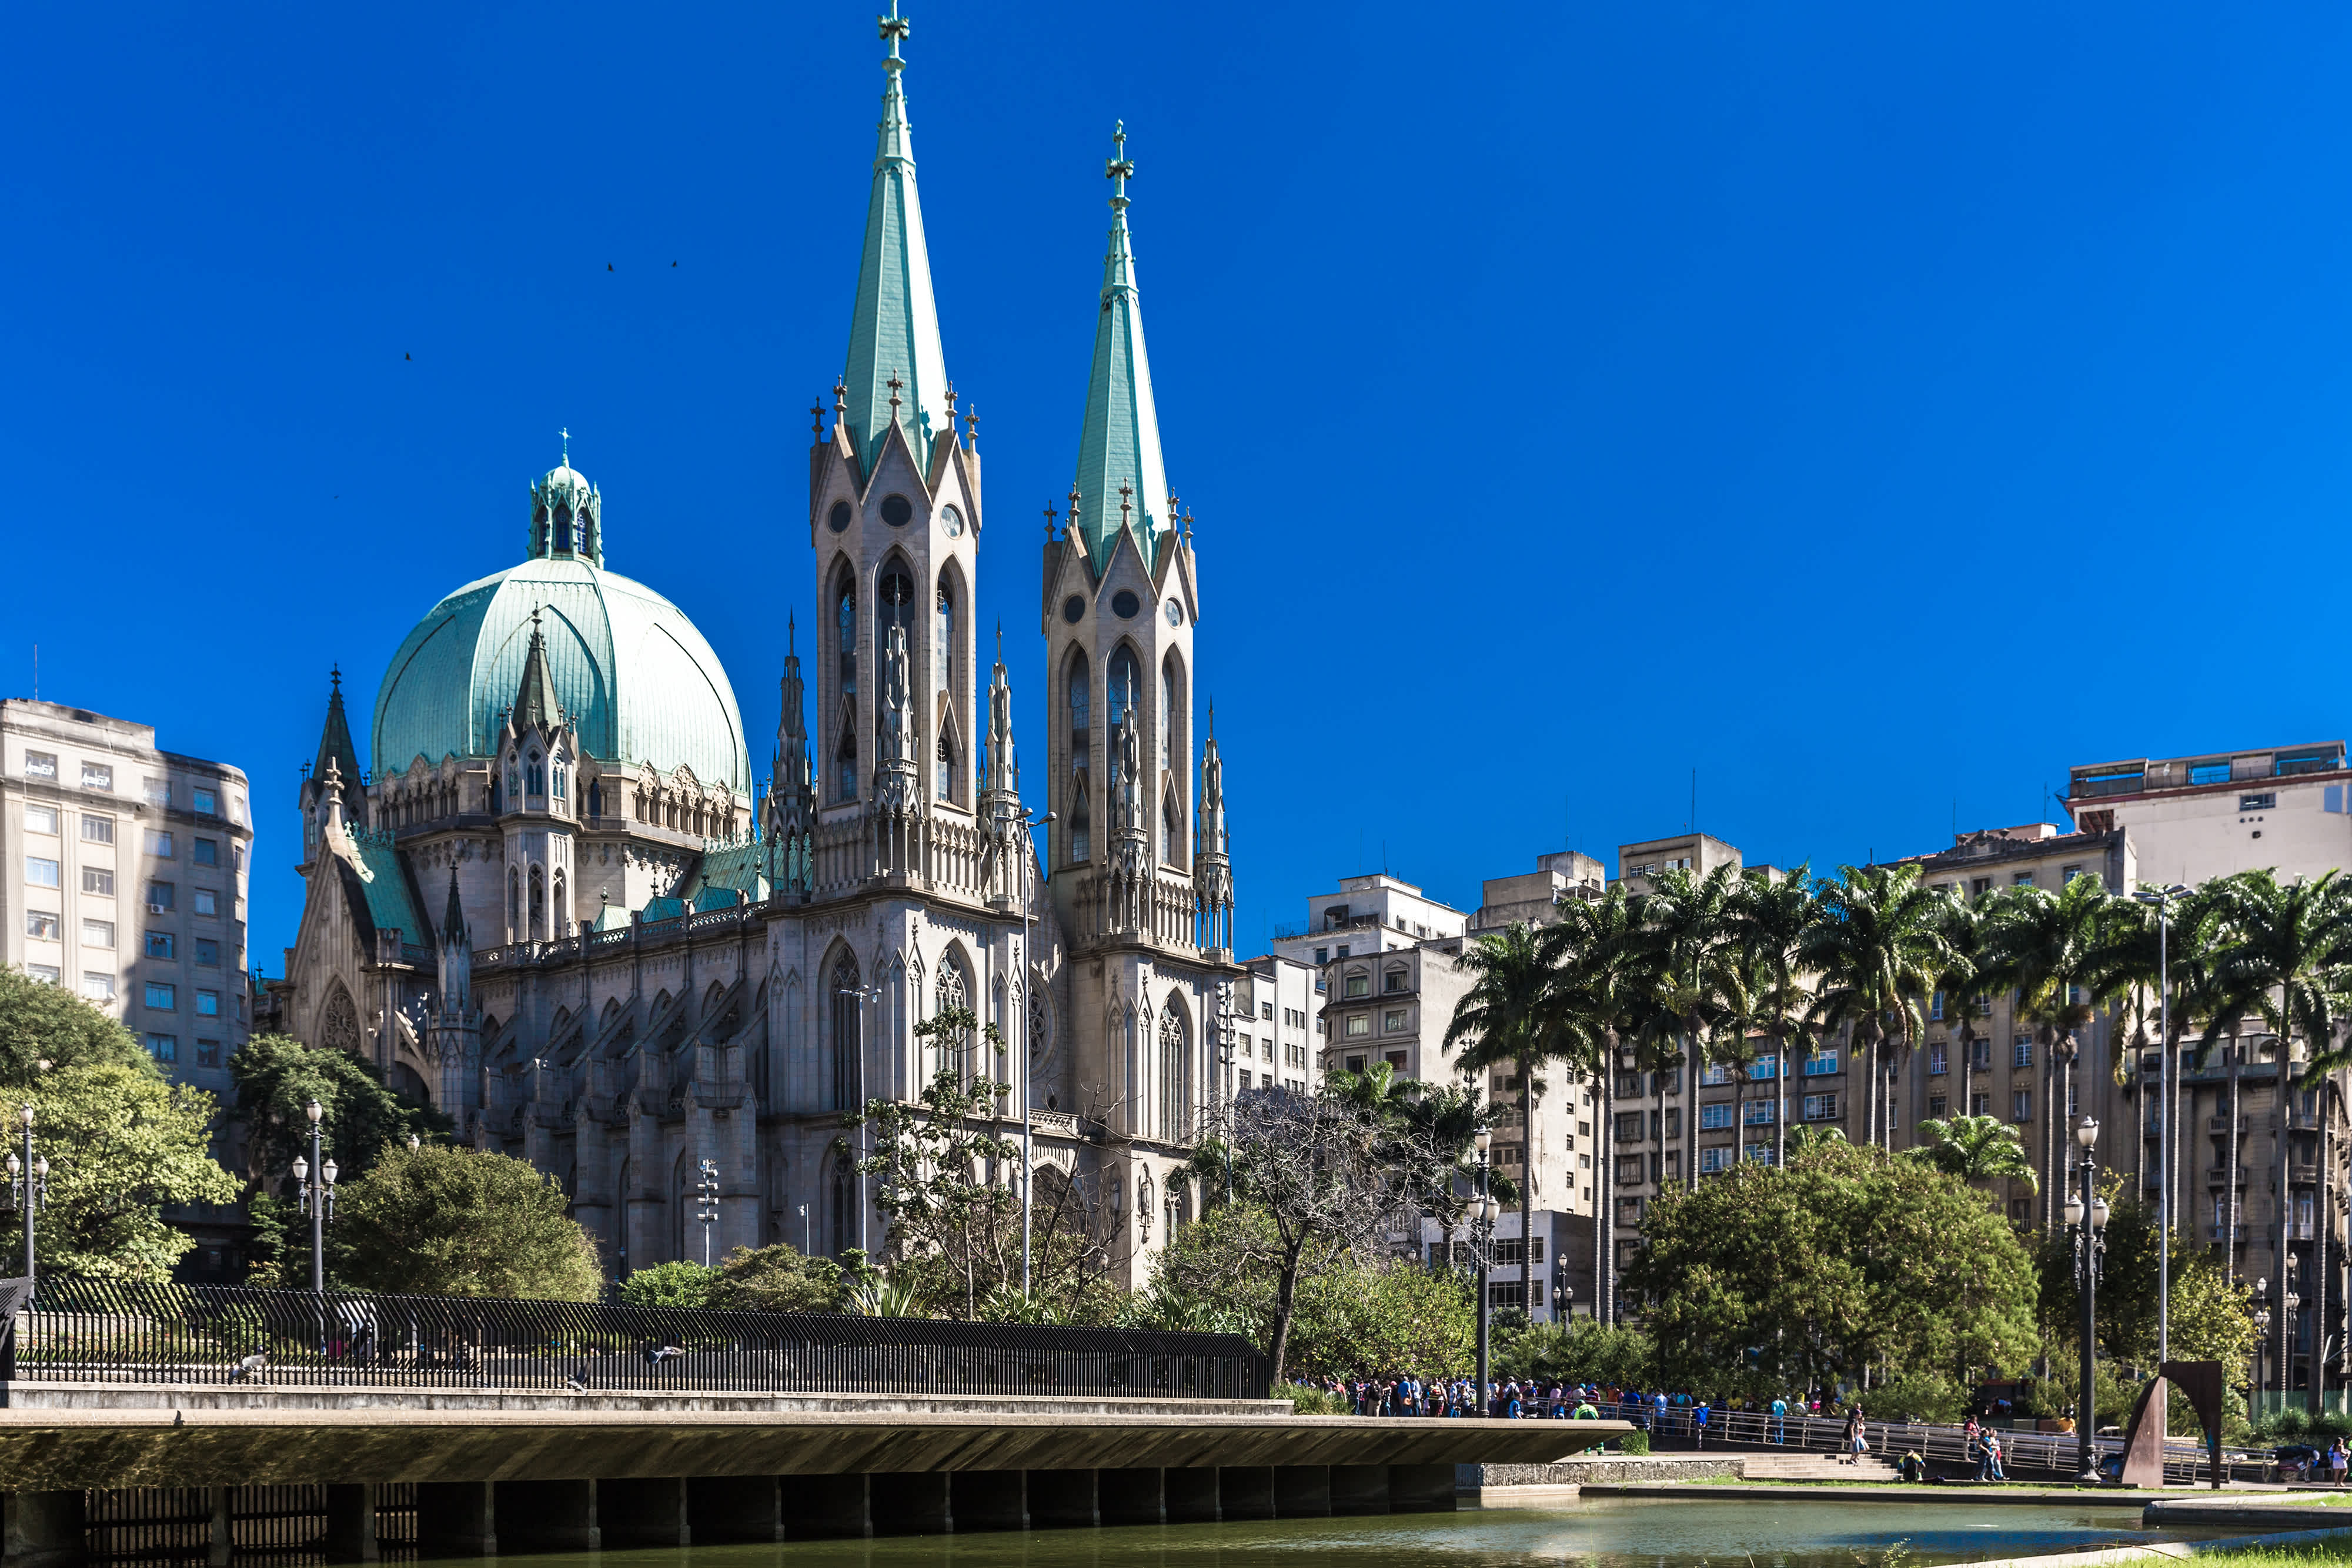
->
[540, 1499, 2238, 1568]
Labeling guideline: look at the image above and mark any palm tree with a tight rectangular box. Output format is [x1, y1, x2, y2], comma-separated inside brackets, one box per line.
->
[1446, 920, 1591, 1320]
[2198, 869, 2352, 1382]
[1637, 863, 1741, 1188]
[1800, 863, 1956, 1151]
[1726, 867, 1818, 1171]
[1979, 871, 2117, 1233]
[1929, 890, 1986, 1130]
[1550, 885, 1645, 1323]
[1906, 1113, 2039, 1191]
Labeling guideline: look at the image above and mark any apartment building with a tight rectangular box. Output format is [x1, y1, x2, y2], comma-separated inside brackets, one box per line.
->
[1468, 850, 1608, 930]
[2, 698, 255, 1279]
[1268, 872, 1468, 969]
[2066, 739, 2349, 890]
[1228, 954, 1322, 1097]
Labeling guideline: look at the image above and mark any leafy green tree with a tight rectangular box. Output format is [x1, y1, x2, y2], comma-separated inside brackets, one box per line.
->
[1495, 1318, 1654, 1389]
[848, 1038, 1024, 1319]
[1906, 1114, 2038, 1191]
[0, 968, 238, 1279]
[228, 1033, 449, 1285]
[617, 1259, 717, 1308]
[332, 1143, 602, 1299]
[1628, 1138, 2036, 1400]
[710, 1243, 846, 1313]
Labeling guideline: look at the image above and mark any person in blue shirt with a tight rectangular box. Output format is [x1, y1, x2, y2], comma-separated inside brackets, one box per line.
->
[1770, 1395, 1789, 1445]
[1694, 1399, 1710, 1448]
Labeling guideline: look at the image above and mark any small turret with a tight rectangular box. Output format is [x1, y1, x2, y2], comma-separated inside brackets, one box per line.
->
[436, 867, 473, 1017]
[1194, 706, 1234, 957]
[769, 616, 818, 898]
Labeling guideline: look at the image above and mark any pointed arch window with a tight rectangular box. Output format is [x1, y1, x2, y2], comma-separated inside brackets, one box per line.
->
[935, 579, 956, 710]
[1065, 653, 1091, 864]
[936, 734, 956, 803]
[1108, 647, 1140, 731]
[830, 955, 863, 1111]
[1158, 1009, 1185, 1144]
[934, 961, 969, 1079]
[553, 502, 574, 553]
[834, 574, 859, 802]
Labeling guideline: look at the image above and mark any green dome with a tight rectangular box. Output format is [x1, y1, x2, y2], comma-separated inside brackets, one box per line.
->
[372, 553, 751, 793]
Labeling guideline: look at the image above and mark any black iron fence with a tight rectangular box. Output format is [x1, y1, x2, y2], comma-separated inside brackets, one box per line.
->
[0, 1276, 1269, 1401]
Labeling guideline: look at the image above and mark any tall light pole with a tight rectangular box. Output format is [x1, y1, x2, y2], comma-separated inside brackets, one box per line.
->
[1471, 1127, 1498, 1416]
[5, 1105, 47, 1282]
[2134, 884, 2189, 1360]
[694, 1158, 720, 1266]
[291, 1098, 337, 1298]
[837, 982, 879, 1255]
[2066, 1116, 2107, 1483]
[2254, 1277, 2273, 1417]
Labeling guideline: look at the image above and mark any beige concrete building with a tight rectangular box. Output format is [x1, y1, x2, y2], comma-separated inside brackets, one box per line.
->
[2, 698, 255, 1279]
[1468, 850, 1607, 931]
[1229, 954, 1322, 1098]
[2066, 739, 2350, 890]
[1268, 872, 1467, 969]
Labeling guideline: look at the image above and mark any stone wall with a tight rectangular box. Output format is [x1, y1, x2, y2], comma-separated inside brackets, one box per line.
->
[1459, 1455, 1744, 1489]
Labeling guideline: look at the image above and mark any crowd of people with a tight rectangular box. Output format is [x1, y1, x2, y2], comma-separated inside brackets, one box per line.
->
[1298, 1375, 1879, 1443]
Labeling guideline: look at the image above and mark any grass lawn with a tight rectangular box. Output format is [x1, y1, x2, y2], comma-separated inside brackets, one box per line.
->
[2107, 1546, 2352, 1567]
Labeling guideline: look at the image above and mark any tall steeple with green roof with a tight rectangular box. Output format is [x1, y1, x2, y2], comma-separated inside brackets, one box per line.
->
[841, 0, 951, 480]
[1071, 123, 1170, 573]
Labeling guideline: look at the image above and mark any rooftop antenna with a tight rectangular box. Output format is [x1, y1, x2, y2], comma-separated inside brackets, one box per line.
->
[30, 644, 35, 702]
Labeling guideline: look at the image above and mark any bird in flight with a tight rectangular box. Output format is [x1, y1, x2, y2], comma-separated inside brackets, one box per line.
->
[404, 352, 412, 361]
[228, 1350, 268, 1383]
[607, 263, 614, 272]
[564, 1374, 589, 1393]
[644, 1341, 687, 1365]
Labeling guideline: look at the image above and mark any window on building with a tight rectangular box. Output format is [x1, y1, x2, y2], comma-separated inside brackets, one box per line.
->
[193, 938, 219, 967]
[1699, 1146, 1733, 1174]
[2013, 1035, 2033, 1068]
[143, 777, 170, 805]
[1971, 1092, 1990, 1116]
[1701, 1061, 1733, 1086]
[1663, 1108, 1682, 1139]
[1802, 1048, 1840, 1076]
[1970, 877, 1992, 895]
[1345, 1014, 1369, 1037]
[2240, 793, 2277, 811]
[147, 882, 173, 911]
[25, 750, 58, 779]
[1753, 1052, 1779, 1080]
[1312, 947, 1328, 965]
[1971, 1037, 1991, 1067]
[1344, 972, 1369, 998]
[1699, 1103, 1733, 1130]
[1615, 1111, 1643, 1142]
[1929, 1094, 1948, 1118]
[2062, 864, 2086, 882]
[1615, 1155, 1645, 1185]
[1802, 1093, 1839, 1121]
[82, 761, 113, 791]
[145, 1033, 176, 1064]
[82, 919, 113, 949]
[2011, 871, 2033, 885]
[191, 785, 216, 815]
[2009, 1197, 2030, 1222]
[145, 982, 175, 1010]
[83, 972, 115, 1001]
[146, 830, 173, 857]
[195, 989, 220, 1018]
[1927, 1042, 1947, 1075]
[146, 931, 174, 959]
[193, 889, 219, 917]
[1744, 1142, 1776, 1165]
[25, 965, 59, 985]
[1336, 945, 1349, 958]
[198, 1037, 221, 1069]
[26, 857, 60, 888]
[193, 838, 218, 867]
[1382, 1009, 1406, 1032]
[1743, 1099, 1775, 1125]
[81, 813, 114, 844]
[2012, 1089, 2032, 1122]
[1663, 1151, 1681, 1181]
[24, 804, 58, 835]
[1383, 968, 1407, 993]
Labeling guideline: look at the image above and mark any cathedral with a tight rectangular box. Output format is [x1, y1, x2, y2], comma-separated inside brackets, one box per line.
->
[278, 9, 1239, 1286]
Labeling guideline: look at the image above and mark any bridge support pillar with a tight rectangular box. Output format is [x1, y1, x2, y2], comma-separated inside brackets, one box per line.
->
[416, 1482, 496, 1558]
[868, 1473, 951, 1536]
[1164, 1467, 1219, 1523]
[1217, 1467, 1274, 1521]
[1097, 1468, 1163, 1525]
[780, 1475, 870, 1540]
[1274, 1466, 1329, 1517]
[1387, 1464, 1456, 1513]
[1330, 1466, 1390, 1515]
[323, 1485, 379, 1563]
[3, 1490, 85, 1568]
[599, 1478, 689, 1547]
[493, 1481, 596, 1553]
[688, 1477, 783, 1543]
[950, 1472, 1025, 1532]
[1025, 1470, 1098, 1527]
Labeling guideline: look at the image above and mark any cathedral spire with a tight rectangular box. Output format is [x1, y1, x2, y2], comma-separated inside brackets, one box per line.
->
[1193, 703, 1234, 956]
[440, 865, 469, 950]
[512, 610, 560, 733]
[841, 0, 951, 480]
[1071, 121, 1170, 573]
[312, 667, 364, 798]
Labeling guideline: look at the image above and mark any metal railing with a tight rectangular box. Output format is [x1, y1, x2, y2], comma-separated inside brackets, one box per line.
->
[1, 1276, 1269, 1400]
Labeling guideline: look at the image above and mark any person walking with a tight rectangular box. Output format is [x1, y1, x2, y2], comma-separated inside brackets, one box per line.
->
[1694, 1399, 1710, 1449]
[1841, 1405, 1866, 1466]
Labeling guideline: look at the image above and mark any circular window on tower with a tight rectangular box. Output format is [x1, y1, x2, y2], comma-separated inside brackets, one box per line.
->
[1165, 599, 1185, 627]
[828, 501, 852, 533]
[940, 505, 964, 538]
[1111, 589, 1140, 618]
[881, 494, 914, 527]
[1061, 594, 1085, 624]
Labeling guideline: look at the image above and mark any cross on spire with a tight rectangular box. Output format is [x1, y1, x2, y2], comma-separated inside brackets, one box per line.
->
[1118, 482, 1133, 524]
[559, 427, 570, 465]
[811, 401, 824, 437]
[1043, 503, 1059, 539]
[878, 0, 909, 59]
[1106, 119, 1134, 210]
[887, 372, 903, 414]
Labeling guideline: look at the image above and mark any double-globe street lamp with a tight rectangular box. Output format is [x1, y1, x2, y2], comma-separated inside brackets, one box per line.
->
[2065, 1116, 2109, 1483]
[5, 1105, 48, 1281]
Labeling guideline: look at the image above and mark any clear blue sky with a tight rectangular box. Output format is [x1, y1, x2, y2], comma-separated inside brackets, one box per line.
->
[9, 4, 2352, 969]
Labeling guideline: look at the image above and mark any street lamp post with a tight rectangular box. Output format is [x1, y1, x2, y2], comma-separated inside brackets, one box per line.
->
[5, 1105, 48, 1282]
[2254, 1278, 2273, 1415]
[1553, 1262, 1573, 1323]
[291, 1099, 338, 1298]
[2066, 1116, 2107, 1483]
[694, 1159, 720, 1267]
[2280, 1253, 2302, 1405]
[1470, 1128, 1498, 1416]
[1010, 808, 1053, 1300]
[2133, 884, 2189, 1362]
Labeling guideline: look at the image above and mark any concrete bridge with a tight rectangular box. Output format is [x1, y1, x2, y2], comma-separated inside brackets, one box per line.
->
[0, 1386, 1629, 1566]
